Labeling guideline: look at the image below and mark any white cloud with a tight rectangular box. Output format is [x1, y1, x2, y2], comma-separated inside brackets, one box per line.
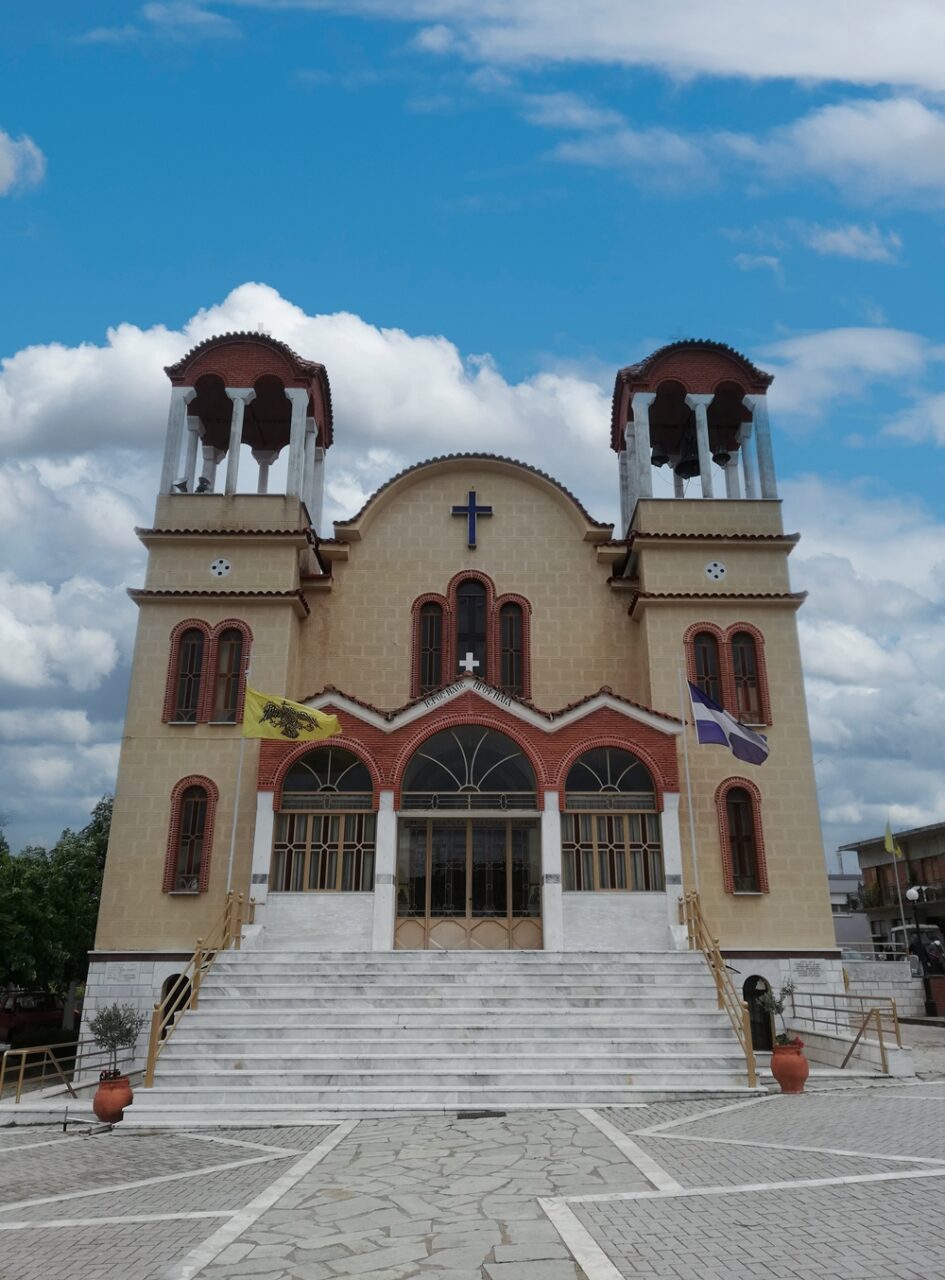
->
[886, 392, 945, 446]
[733, 253, 781, 276]
[0, 572, 121, 692]
[521, 91, 625, 132]
[142, 2, 240, 37]
[797, 222, 902, 263]
[0, 129, 45, 195]
[236, 1, 945, 94]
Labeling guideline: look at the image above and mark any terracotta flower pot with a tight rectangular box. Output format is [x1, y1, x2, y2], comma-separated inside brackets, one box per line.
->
[93, 1076, 134, 1123]
[770, 1040, 809, 1094]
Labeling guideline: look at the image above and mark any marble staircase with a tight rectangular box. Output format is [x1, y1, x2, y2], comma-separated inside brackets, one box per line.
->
[126, 949, 757, 1125]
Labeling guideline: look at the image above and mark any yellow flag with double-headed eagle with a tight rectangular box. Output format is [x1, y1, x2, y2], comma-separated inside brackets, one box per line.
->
[242, 686, 341, 742]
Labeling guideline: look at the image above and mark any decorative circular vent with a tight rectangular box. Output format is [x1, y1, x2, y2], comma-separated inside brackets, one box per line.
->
[210, 558, 232, 578]
[705, 560, 726, 581]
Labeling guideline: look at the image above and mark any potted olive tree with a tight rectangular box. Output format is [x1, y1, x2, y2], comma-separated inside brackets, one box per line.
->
[758, 981, 809, 1094]
[89, 1003, 147, 1122]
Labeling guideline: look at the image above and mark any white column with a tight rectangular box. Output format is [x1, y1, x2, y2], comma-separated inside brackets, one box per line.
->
[303, 418, 317, 518]
[724, 456, 741, 499]
[618, 449, 631, 533]
[250, 792, 275, 908]
[661, 792, 688, 948]
[200, 444, 225, 491]
[224, 388, 255, 496]
[183, 416, 201, 491]
[252, 449, 279, 495]
[738, 422, 760, 499]
[285, 388, 308, 499]
[310, 446, 326, 534]
[630, 392, 656, 500]
[159, 387, 195, 494]
[673, 470, 685, 498]
[623, 424, 640, 523]
[372, 791, 397, 951]
[744, 394, 778, 498]
[685, 393, 714, 499]
[541, 791, 564, 952]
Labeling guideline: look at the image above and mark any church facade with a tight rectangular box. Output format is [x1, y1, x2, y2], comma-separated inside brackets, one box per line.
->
[85, 333, 839, 1038]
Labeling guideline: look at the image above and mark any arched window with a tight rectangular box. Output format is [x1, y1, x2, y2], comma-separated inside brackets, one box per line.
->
[401, 726, 537, 810]
[693, 631, 722, 704]
[731, 630, 761, 723]
[272, 748, 376, 892]
[456, 579, 487, 677]
[162, 776, 218, 893]
[717, 778, 768, 894]
[562, 748, 663, 892]
[212, 628, 244, 722]
[499, 603, 524, 695]
[173, 628, 205, 722]
[418, 603, 443, 694]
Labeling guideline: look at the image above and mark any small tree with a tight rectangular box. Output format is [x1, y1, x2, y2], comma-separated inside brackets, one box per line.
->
[758, 981, 800, 1046]
[89, 1003, 147, 1079]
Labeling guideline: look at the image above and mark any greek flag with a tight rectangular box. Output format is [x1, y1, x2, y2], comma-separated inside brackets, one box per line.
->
[687, 682, 769, 766]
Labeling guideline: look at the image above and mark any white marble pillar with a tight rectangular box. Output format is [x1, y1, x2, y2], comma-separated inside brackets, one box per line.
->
[685, 393, 714, 499]
[673, 470, 685, 498]
[618, 449, 631, 534]
[724, 456, 742, 499]
[541, 791, 564, 951]
[661, 793, 688, 949]
[310, 446, 326, 534]
[200, 444, 225, 492]
[252, 449, 279, 495]
[303, 418, 317, 518]
[250, 792, 275, 908]
[623, 424, 640, 523]
[224, 388, 255, 496]
[372, 791, 397, 951]
[183, 415, 201, 491]
[630, 392, 656, 501]
[744, 394, 778, 498]
[159, 387, 195, 494]
[285, 388, 309, 500]
[738, 422, 760, 499]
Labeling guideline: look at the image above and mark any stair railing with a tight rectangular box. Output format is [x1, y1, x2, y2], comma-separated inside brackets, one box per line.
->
[143, 890, 254, 1088]
[679, 891, 757, 1088]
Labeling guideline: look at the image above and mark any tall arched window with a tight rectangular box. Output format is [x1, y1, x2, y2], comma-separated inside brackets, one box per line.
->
[562, 748, 664, 892]
[456, 579, 487, 677]
[717, 778, 768, 894]
[212, 628, 243, 722]
[499, 603, 524, 695]
[272, 748, 376, 892]
[162, 776, 218, 893]
[174, 628, 205, 722]
[731, 631, 761, 723]
[418, 603, 443, 694]
[693, 631, 722, 704]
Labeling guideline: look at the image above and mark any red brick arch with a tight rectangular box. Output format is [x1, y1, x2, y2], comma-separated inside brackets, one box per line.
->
[391, 715, 548, 806]
[163, 619, 212, 724]
[715, 776, 769, 895]
[162, 774, 219, 894]
[271, 737, 384, 810]
[552, 736, 667, 810]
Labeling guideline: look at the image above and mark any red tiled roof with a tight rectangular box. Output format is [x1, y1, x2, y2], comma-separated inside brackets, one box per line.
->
[127, 588, 311, 616]
[627, 590, 806, 617]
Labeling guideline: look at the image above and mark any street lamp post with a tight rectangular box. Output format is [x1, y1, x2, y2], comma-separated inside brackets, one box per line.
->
[905, 886, 937, 1017]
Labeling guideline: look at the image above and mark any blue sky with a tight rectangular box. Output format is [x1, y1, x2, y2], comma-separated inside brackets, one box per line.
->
[1, 1, 944, 858]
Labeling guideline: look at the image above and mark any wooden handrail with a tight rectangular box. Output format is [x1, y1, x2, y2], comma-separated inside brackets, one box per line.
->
[143, 891, 253, 1088]
[0, 1039, 121, 1104]
[679, 892, 757, 1088]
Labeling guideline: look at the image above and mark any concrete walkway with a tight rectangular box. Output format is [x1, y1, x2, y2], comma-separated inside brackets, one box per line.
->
[4, 1082, 945, 1278]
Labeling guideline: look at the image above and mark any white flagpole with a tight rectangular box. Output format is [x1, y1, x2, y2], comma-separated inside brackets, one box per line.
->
[678, 665, 700, 894]
[890, 834, 909, 958]
[225, 663, 251, 894]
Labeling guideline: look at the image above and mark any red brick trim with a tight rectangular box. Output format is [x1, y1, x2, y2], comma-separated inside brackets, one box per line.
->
[162, 775, 219, 894]
[683, 622, 725, 695]
[494, 593, 532, 700]
[553, 737, 666, 810]
[724, 622, 771, 726]
[271, 737, 384, 810]
[163, 619, 212, 724]
[447, 570, 496, 684]
[715, 776, 769, 895]
[410, 593, 450, 699]
[205, 619, 253, 723]
[390, 714, 548, 806]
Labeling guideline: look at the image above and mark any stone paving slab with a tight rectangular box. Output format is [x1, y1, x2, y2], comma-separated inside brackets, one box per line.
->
[638, 1135, 920, 1186]
[575, 1176, 945, 1280]
[0, 1217, 219, 1280]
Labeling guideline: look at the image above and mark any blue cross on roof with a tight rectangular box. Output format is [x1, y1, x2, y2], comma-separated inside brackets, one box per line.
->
[451, 490, 493, 549]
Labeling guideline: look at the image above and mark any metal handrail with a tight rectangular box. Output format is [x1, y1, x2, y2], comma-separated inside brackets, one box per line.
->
[143, 891, 254, 1087]
[679, 891, 756, 1088]
[789, 988, 901, 1055]
[0, 1039, 131, 1104]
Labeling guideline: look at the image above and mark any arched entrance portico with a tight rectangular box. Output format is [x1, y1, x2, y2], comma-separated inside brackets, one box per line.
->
[395, 726, 542, 949]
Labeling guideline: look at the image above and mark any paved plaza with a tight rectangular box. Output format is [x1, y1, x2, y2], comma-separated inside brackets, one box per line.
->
[3, 1083, 945, 1279]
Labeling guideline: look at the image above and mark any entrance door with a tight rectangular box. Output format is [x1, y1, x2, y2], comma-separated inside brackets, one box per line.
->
[395, 819, 542, 949]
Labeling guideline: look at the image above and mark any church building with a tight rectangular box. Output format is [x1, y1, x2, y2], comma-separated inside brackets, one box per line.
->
[84, 332, 839, 1108]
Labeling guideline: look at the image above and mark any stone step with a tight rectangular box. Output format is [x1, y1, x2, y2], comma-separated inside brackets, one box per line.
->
[157, 1052, 747, 1074]
[174, 1011, 733, 1030]
[168, 1034, 736, 1053]
[194, 994, 714, 1011]
[200, 981, 716, 999]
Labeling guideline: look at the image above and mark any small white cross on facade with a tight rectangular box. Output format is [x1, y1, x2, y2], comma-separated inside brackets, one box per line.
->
[459, 651, 480, 675]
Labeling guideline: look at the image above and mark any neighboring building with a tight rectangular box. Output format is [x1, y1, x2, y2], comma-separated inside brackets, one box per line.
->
[841, 822, 945, 951]
[83, 334, 839, 1060]
[824, 847, 872, 950]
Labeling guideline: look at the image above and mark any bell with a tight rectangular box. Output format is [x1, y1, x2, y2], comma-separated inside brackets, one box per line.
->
[650, 448, 670, 468]
[674, 452, 701, 480]
[195, 476, 212, 493]
[712, 449, 731, 466]
[173, 479, 189, 493]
